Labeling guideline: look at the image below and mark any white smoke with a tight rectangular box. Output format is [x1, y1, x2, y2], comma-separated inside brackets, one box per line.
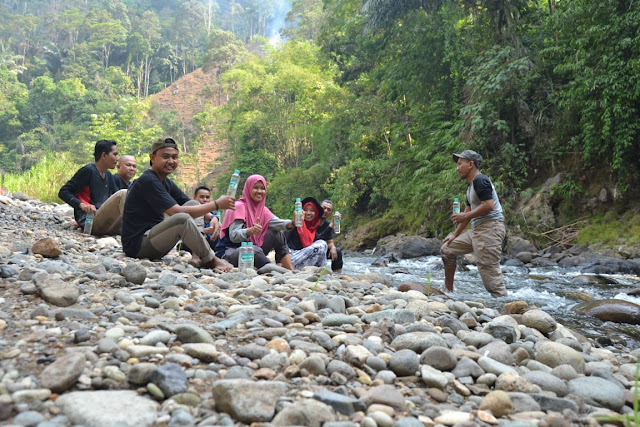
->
[268, 0, 292, 46]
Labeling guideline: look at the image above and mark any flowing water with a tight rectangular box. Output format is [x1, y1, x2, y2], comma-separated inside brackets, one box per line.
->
[342, 254, 640, 350]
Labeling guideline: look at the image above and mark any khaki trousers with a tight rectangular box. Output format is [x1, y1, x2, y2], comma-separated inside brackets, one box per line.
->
[441, 220, 507, 297]
[136, 200, 215, 263]
[92, 189, 127, 235]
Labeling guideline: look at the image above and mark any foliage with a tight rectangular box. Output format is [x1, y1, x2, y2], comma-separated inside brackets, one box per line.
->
[3, 152, 77, 203]
[576, 212, 640, 247]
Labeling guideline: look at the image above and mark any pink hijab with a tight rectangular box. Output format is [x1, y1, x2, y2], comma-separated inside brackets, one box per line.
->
[220, 174, 274, 246]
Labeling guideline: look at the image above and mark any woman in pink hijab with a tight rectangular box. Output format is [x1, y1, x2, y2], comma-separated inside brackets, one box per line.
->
[216, 174, 294, 270]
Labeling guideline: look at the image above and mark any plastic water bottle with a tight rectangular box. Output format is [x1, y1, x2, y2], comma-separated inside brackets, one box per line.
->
[238, 242, 249, 272]
[246, 242, 254, 271]
[453, 198, 460, 214]
[333, 211, 341, 234]
[83, 213, 94, 235]
[227, 169, 240, 197]
[294, 198, 303, 227]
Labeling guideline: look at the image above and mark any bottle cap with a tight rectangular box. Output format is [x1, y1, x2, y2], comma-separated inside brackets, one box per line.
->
[234, 169, 240, 174]
[241, 242, 247, 246]
[454, 198, 459, 202]
[248, 242, 253, 246]
[296, 198, 301, 202]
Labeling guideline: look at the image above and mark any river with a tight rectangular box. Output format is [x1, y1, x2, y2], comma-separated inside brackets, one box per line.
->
[341, 254, 640, 350]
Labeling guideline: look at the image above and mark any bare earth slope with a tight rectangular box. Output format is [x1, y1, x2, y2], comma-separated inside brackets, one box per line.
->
[150, 68, 230, 192]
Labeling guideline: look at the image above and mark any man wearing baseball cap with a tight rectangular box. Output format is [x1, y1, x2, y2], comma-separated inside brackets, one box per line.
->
[441, 150, 507, 297]
[121, 138, 235, 270]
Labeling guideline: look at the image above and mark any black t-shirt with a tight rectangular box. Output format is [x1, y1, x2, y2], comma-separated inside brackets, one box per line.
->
[316, 220, 334, 242]
[58, 163, 118, 227]
[112, 174, 130, 190]
[468, 174, 494, 204]
[121, 169, 190, 256]
[285, 219, 332, 250]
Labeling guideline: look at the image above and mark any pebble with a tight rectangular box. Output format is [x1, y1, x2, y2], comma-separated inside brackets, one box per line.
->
[0, 196, 637, 426]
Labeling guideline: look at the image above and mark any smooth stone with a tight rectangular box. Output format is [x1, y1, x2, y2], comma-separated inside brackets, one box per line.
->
[327, 360, 357, 380]
[127, 363, 157, 385]
[321, 314, 359, 326]
[389, 349, 419, 376]
[139, 330, 172, 346]
[149, 363, 187, 397]
[212, 379, 287, 423]
[567, 376, 625, 410]
[271, 398, 336, 426]
[479, 390, 514, 417]
[343, 345, 374, 367]
[478, 341, 515, 366]
[312, 388, 367, 416]
[507, 392, 542, 413]
[360, 385, 405, 409]
[461, 331, 494, 348]
[390, 332, 448, 353]
[362, 309, 415, 324]
[34, 273, 79, 307]
[535, 341, 585, 373]
[522, 309, 557, 334]
[56, 390, 158, 427]
[452, 357, 485, 379]
[122, 262, 147, 284]
[236, 343, 270, 359]
[420, 346, 457, 371]
[478, 356, 518, 376]
[14, 410, 45, 426]
[173, 324, 215, 344]
[40, 352, 86, 393]
[182, 343, 218, 362]
[300, 355, 327, 375]
[420, 365, 449, 390]
[523, 370, 568, 396]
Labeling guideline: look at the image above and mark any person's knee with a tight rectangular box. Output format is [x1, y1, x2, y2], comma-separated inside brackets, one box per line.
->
[441, 246, 456, 264]
[170, 212, 193, 225]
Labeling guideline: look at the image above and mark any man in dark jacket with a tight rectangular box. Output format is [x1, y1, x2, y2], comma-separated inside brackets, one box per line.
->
[58, 139, 127, 235]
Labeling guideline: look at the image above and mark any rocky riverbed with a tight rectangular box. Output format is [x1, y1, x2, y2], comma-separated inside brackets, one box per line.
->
[0, 194, 639, 427]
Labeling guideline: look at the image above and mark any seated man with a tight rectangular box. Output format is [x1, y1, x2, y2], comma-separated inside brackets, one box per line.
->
[113, 155, 137, 189]
[58, 139, 127, 235]
[121, 138, 234, 271]
[318, 199, 343, 273]
[181, 185, 220, 253]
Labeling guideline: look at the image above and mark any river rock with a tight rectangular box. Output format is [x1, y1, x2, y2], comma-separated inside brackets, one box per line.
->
[122, 262, 147, 284]
[574, 299, 640, 324]
[32, 237, 62, 258]
[567, 376, 625, 410]
[212, 379, 286, 422]
[271, 399, 336, 426]
[479, 390, 513, 417]
[56, 391, 158, 427]
[534, 341, 585, 373]
[523, 370, 568, 396]
[390, 332, 447, 353]
[374, 234, 441, 259]
[40, 352, 86, 393]
[149, 363, 187, 397]
[389, 349, 419, 376]
[522, 309, 557, 334]
[33, 273, 79, 307]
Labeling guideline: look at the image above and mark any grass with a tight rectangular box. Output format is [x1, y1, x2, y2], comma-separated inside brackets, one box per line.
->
[576, 212, 640, 247]
[3, 153, 78, 203]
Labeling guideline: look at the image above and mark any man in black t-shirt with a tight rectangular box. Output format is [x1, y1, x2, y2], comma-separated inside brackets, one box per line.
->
[58, 139, 127, 235]
[319, 199, 343, 272]
[121, 138, 235, 270]
[441, 150, 507, 297]
[113, 155, 137, 190]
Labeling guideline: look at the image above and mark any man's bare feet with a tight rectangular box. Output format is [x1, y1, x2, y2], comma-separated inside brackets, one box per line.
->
[201, 256, 233, 272]
[188, 254, 202, 268]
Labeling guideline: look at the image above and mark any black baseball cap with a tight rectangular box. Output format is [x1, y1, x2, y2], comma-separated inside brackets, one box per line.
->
[453, 150, 482, 167]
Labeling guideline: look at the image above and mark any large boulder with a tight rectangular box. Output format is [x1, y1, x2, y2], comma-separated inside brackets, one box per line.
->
[374, 234, 441, 259]
[574, 299, 640, 325]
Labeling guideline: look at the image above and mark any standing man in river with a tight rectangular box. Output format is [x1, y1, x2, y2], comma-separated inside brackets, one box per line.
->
[441, 150, 507, 297]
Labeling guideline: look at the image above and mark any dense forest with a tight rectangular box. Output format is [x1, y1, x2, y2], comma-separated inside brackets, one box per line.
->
[1, 0, 639, 244]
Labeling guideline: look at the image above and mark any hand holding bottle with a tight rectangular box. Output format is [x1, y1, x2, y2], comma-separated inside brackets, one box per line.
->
[215, 195, 236, 210]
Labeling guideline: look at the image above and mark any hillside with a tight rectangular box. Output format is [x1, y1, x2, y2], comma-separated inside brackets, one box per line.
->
[150, 68, 231, 193]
